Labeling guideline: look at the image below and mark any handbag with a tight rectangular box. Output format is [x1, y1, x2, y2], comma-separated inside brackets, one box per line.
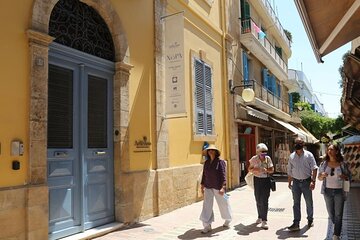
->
[343, 180, 350, 192]
[270, 176, 276, 191]
[267, 157, 276, 191]
[340, 162, 351, 192]
[245, 172, 254, 189]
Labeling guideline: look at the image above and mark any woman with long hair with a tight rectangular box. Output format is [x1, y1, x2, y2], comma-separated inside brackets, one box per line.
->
[318, 143, 351, 240]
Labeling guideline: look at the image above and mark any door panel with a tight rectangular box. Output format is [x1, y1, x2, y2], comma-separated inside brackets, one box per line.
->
[48, 45, 114, 239]
[84, 71, 114, 228]
[239, 133, 256, 182]
[48, 63, 81, 237]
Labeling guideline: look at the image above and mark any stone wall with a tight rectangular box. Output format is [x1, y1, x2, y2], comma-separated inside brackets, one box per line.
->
[0, 185, 48, 240]
[116, 164, 203, 223]
[157, 164, 203, 215]
[0, 164, 203, 239]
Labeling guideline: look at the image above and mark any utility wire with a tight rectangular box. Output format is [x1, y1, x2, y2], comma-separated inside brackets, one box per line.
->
[312, 91, 341, 96]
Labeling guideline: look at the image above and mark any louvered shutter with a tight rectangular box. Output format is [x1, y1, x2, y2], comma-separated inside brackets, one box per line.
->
[277, 83, 281, 98]
[204, 64, 213, 135]
[289, 93, 293, 113]
[48, 64, 73, 148]
[272, 76, 277, 95]
[88, 75, 108, 148]
[243, 52, 249, 84]
[262, 68, 268, 89]
[195, 60, 205, 134]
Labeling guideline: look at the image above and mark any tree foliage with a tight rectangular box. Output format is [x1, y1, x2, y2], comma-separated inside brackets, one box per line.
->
[338, 51, 351, 88]
[299, 110, 345, 140]
[284, 29, 293, 43]
[295, 101, 312, 111]
[290, 92, 301, 111]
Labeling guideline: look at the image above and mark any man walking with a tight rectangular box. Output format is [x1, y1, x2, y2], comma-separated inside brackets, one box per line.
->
[287, 137, 318, 231]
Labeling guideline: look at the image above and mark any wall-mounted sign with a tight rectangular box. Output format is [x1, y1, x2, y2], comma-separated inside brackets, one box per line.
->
[134, 136, 151, 152]
[164, 12, 186, 117]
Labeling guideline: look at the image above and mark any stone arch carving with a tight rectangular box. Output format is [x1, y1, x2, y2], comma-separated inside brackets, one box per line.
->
[26, 0, 131, 237]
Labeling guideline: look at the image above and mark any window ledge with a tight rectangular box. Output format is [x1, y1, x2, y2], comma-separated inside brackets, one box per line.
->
[193, 134, 217, 142]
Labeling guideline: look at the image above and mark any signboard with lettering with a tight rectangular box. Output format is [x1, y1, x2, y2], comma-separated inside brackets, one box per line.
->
[134, 136, 151, 152]
[164, 13, 186, 117]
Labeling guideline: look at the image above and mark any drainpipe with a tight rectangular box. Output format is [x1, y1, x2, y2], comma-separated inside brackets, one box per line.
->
[220, 0, 232, 189]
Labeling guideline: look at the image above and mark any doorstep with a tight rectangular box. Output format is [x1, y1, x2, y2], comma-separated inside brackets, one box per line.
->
[61, 222, 124, 240]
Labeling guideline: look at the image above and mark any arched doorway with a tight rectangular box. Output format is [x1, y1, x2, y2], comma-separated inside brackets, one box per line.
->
[47, 0, 114, 238]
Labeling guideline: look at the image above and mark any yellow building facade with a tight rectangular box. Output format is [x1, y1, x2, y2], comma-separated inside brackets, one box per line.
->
[0, 0, 232, 239]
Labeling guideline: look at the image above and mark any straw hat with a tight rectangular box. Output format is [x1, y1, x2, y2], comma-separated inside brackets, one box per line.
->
[203, 144, 221, 155]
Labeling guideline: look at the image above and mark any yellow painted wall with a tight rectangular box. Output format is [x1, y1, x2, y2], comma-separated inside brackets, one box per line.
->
[0, 1, 32, 187]
[111, 0, 155, 171]
[167, 0, 226, 167]
[0, 0, 156, 186]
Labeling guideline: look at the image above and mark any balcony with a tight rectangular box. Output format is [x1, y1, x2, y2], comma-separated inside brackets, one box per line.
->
[241, 18, 288, 81]
[234, 80, 292, 122]
[250, 0, 291, 53]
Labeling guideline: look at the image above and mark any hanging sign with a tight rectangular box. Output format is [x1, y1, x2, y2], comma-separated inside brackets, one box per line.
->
[164, 12, 186, 117]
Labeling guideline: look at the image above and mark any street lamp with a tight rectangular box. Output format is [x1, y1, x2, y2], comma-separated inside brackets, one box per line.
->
[229, 79, 255, 102]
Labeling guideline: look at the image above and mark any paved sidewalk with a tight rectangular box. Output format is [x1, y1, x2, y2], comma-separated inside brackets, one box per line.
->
[92, 178, 360, 240]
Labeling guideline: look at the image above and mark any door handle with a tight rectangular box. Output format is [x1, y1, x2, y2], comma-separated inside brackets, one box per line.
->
[94, 151, 106, 155]
[54, 151, 68, 157]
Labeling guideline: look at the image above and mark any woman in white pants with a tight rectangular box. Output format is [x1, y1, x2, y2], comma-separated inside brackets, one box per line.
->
[199, 144, 232, 233]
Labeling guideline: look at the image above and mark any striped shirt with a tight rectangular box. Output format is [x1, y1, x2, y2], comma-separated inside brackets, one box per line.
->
[287, 149, 318, 180]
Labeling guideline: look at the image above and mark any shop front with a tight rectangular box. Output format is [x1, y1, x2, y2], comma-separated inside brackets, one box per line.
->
[238, 125, 256, 183]
[258, 127, 292, 175]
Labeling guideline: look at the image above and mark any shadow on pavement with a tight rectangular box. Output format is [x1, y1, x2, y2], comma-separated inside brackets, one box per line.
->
[177, 226, 229, 239]
[235, 222, 262, 235]
[275, 225, 311, 239]
[112, 222, 150, 232]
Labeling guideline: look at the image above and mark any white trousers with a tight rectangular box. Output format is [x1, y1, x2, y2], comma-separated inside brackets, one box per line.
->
[199, 188, 232, 227]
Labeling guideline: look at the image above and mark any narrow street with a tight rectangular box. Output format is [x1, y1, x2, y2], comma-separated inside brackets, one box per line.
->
[89, 178, 360, 240]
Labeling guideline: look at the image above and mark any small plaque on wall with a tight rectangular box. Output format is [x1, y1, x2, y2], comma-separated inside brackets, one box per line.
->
[134, 136, 151, 152]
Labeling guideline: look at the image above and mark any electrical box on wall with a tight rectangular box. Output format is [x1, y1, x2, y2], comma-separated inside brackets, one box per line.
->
[11, 141, 24, 156]
[12, 160, 20, 170]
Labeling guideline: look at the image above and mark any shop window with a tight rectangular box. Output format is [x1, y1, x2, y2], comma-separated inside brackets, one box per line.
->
[274, 131, 291, 174]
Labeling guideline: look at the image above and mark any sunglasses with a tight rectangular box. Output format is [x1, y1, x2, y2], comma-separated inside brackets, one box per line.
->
[330, 168, 335, 176]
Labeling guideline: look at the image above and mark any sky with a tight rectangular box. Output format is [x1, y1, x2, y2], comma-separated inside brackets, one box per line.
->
[273, 0, 351, 118]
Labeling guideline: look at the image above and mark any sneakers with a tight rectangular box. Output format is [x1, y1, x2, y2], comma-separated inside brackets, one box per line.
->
[307, 220, 314, 228]
[261, 221, 268, 229]
[223, 220, 231, 228]
[201, 225, 212, 234]
[256, 218, 262, 224]
[287, 223, 300, 231]
[332, 235, 340, 240]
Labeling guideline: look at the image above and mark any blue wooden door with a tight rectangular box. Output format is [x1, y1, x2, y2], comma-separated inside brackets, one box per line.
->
[48, 44, 114, 239]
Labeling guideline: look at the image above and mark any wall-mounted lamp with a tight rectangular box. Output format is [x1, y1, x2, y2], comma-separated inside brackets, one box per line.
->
[229, 79, 255, 102]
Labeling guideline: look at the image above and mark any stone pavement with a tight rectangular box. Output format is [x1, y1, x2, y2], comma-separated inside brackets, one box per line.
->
[90, 177, 360, 240]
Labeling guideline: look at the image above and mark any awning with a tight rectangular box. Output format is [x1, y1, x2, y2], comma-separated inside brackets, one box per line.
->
[295, 0, 360, 62]
[246, 106, 269, 121]
[270, 117, 307, 140]
[297, 124, 319, 143]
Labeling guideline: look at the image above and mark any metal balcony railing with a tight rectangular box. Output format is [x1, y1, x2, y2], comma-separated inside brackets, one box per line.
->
[238, 80, 290, 114]
[241, 18, 288, 73]
[258, 0, 291, 48]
